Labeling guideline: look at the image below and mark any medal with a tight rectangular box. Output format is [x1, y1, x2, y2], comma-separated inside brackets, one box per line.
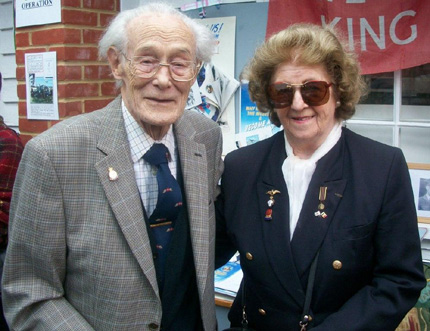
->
[315, 186, 328, 218]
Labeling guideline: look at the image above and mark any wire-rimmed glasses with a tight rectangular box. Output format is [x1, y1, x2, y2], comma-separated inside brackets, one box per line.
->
[121, 53, 200, 82]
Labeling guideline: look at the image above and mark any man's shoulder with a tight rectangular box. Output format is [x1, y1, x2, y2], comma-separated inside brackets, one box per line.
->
[177, 110, 222, 143]
[182, 110, 220, 130]
[31, 98, 121, 144]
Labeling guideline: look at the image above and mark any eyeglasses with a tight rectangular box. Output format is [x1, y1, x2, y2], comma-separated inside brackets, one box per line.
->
[121, 53, 199, 82]
[268, 81, 334, 108]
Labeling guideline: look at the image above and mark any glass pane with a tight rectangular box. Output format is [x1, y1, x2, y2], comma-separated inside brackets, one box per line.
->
[401, 64, 430, 122]
[400, 105, 430, 122]
[359, 72, 394, 105]
[354, 104, 393, 121]
[344, 124, 393, 146]
[402, 64, 430, 106]
[399, 127, 430, 164]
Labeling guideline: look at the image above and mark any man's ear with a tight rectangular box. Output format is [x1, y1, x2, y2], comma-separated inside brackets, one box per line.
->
[189, 61, 203, 86]
[107, 47, 123, 79]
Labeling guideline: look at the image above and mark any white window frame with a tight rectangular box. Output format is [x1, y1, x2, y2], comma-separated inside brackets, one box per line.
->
[346, 70, 430, 148]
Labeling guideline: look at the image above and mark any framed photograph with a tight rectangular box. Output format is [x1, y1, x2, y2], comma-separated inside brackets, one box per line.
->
[408, 163, 430, 223]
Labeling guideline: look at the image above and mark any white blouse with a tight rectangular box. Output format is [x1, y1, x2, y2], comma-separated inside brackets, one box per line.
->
[282, 122, 342, 240]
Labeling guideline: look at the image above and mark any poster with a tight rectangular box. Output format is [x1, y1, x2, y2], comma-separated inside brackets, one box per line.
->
[266, 0, 430, 75]
[237, 81, 280, 147]
[15, 0, 62, 28]
[25, 52, 59, 120]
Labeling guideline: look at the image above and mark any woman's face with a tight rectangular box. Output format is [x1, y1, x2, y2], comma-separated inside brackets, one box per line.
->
[271, 61, 339, 157]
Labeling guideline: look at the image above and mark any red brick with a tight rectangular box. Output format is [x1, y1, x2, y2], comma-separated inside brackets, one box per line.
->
[84, 98, 114, 112]
[62, 0, 81, 7]
[17, 84, 27, 99]
[62, 9, 98, 26]
[101, 82, 117, 96]
[15, 48, 47, 65]
[19, 134, 33, 146]
[18, 101, 27, 117]
[19, 118, 49, 134]
[16, 67, 26, 81]
[15, 32, 30, 47]
[83, 29, 104, 44]
[32, 28, 81, 46]
[58, 83, 99, 98]
[100, 13, 116, 28]
[84, 65, 112, 80]
[51, 46, 98, 61]
[57, 66, 82, 81]
[83, 0, 115, 11]
[58, 101, 82, 117]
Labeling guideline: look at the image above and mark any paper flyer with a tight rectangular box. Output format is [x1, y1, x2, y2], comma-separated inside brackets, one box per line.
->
[25, 52, 59, 120]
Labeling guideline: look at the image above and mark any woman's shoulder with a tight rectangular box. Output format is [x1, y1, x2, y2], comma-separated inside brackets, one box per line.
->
[225, 130, 284, 163]
[343, 127, 400, 156]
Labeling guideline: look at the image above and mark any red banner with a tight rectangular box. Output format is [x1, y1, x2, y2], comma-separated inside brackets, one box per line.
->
[266, 0, 430, 75]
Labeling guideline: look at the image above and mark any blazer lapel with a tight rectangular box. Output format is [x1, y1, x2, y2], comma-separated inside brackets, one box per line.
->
[291, 134, 347, 278]
[174, 114, 211, 297]
[257, 132, 305, 307]
[94, 98, 159, 297]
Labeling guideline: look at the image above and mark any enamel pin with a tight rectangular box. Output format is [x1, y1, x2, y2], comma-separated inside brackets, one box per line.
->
[265, 189, 280, 221]
[315, 186, 328, 218]
[108, 167, 118, 181]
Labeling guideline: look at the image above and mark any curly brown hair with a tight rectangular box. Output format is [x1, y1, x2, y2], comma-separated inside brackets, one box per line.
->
[243, 23, 368, 127]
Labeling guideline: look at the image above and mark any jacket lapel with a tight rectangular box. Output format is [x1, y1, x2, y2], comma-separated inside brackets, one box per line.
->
[290, 133, 347, 278]
[257, 132, 305, 307]
[174, 113, 211, 297]
[94, 97, 159, 298]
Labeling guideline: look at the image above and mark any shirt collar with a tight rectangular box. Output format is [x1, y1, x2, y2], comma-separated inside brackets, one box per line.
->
[121, 100, 176, 163]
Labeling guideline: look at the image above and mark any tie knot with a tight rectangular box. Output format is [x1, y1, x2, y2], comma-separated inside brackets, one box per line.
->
[143, 143, 170, 166]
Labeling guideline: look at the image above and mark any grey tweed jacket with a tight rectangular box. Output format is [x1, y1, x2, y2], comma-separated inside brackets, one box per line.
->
[1, 97, 223, 331]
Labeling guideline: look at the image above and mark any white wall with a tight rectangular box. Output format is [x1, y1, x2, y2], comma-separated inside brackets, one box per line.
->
[0, 0, 19, 131]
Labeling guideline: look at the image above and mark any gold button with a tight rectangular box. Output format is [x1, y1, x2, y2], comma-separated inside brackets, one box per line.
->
[332, 260, 342, 270]
[148, 323, 159, 330]
[245, 252, 253, 260]
[258, 308, 266, 315]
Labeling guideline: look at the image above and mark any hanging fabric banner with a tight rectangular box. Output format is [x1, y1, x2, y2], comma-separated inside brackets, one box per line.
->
[266, 0, 430, 75]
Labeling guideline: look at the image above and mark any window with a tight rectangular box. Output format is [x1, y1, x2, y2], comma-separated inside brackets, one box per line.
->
[345, 63, 430, 163]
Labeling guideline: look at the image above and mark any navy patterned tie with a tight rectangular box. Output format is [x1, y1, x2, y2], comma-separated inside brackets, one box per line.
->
[143, 143, 183, 278]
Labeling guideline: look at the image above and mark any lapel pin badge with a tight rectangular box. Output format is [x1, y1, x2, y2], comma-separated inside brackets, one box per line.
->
[108, 167, 118, 181]
[265, 189, 280, 221]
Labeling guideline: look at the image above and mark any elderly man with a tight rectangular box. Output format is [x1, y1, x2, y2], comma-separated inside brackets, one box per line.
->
[2, 3, 223, 330]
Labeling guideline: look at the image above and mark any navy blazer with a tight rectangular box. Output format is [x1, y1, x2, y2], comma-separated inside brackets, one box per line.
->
[216, 128, 425, 330]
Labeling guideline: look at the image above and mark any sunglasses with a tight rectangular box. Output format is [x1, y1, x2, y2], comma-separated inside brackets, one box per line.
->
[268, 81, 333, 108]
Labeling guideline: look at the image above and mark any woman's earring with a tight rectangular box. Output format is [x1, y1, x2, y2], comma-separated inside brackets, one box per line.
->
[336, 101, 341, 108]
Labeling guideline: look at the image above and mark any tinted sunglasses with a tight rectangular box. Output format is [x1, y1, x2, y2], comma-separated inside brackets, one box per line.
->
[268, 81, 333, 108]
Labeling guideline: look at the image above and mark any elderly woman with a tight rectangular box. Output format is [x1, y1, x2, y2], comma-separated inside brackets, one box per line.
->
[216, 23, 425, 330]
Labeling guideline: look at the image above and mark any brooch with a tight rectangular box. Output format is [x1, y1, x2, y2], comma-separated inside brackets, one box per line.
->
[314, 186, 328, 218]
[265, 189, 280, 221]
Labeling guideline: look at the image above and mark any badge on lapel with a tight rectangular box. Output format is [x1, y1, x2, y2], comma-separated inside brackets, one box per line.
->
[314, 186, 328, 218]
[265, 189, 280, 221]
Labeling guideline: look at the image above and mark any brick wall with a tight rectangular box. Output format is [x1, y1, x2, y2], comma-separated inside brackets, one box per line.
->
[15, 0, 120, 144]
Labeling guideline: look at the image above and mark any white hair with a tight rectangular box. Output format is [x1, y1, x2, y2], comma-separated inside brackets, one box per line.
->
[98, 2, 215, 63]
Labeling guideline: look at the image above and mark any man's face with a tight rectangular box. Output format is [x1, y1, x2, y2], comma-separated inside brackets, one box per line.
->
[110, 14, 197, 138]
